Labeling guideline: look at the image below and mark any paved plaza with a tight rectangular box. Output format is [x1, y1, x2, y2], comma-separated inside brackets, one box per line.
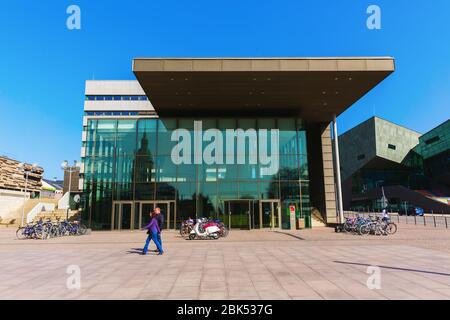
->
[0, 225, 450, 300]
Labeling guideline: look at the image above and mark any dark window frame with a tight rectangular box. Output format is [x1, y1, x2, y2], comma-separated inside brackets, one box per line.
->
[425, 136, 440, 145]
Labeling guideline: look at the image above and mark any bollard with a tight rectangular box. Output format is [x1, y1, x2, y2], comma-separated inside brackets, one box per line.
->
[446, 216, 448, 229]
[406, 214, 408, 224]
[433, 213, 436, 228]
[424, 215, 426, 226]
[414, 214, 416, 225]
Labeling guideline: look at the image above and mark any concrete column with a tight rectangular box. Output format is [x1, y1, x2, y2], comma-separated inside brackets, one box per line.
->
[332, 114, 344, 224]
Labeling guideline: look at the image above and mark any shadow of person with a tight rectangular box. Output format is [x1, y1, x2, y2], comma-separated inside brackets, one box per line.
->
[126, 249, 143, 255]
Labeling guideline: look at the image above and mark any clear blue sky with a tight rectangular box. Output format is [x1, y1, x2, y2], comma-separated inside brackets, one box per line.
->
[0, 0, 449, 179]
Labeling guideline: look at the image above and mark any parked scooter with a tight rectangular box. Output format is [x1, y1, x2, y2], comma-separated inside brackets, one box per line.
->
[189, 218, 221, 240]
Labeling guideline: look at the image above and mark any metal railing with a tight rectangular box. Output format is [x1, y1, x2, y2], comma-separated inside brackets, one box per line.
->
[343, 211, 449, 229]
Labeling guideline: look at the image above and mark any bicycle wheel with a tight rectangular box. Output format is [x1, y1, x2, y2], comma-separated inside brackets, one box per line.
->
[343, 222, 352, 233]
[221, 226, 229, 238]
[359, 224, 370, 236]
[180, 225, 186, 237]
[51, 225, 59, 237]
[35, 228, 48, 240]
[78, 225, 87, 235]
[374, 225, 383, 236]
[386, 223, 397, 235]
[16, 228, 27, 240]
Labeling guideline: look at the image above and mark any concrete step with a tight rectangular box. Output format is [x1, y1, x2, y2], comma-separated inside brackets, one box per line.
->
[311, 218, 326, 227]
[33, 210, 79, 223]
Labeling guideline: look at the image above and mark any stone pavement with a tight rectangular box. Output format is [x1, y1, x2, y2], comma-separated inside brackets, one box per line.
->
[0, 225, 449, 300]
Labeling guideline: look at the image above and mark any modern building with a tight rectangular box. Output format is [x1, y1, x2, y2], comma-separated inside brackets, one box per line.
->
[340, 117, 450, 213]
[41, 179, 64, 199]
[63, 167, 80, 194]
[80, 57, 395, 230]
[414, 119, 450, 188]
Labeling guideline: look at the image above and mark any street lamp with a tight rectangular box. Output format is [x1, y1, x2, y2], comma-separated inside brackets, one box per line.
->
[17, 162, 38, 227]
[61, 160, 81, 220]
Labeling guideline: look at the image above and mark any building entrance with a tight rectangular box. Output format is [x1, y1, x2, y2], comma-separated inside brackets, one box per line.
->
[111, 201, 134, 230]
[223, 199, 281, 230]
[112, 200, 176, 230]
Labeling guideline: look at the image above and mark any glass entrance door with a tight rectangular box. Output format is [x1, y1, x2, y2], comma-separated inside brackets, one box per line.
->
[260, 200, 281, 229]
[111, 202, 134, 230]
[224, 200, 251, 230]
[137, 201, 176, 230]
[139, 202, 154, 229]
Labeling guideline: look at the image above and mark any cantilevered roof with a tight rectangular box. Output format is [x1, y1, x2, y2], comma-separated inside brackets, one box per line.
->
[132, 57, 395, 121]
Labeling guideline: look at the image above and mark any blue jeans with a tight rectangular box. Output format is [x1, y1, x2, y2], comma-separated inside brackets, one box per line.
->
[157, 232, 162, 246]
[142, 231, 163, 254]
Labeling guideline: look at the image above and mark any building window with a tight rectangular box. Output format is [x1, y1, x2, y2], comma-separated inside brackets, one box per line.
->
[388, 144, 396, 150]
[425, 136, 440, 145]
[85, 95, 148, 101]
[357, 154, 365, 160]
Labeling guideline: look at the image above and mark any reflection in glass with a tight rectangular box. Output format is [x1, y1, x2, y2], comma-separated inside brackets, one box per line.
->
[82, 117, 311, 230]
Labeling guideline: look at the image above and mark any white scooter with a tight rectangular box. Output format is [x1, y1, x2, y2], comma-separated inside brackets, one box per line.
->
[189, 221, 221, 240]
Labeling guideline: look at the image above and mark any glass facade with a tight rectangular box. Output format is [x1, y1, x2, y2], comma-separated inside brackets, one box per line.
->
[81, 118, 310, 230]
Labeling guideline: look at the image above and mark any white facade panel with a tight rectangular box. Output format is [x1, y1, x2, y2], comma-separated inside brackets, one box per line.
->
[85, 80, 146, 95]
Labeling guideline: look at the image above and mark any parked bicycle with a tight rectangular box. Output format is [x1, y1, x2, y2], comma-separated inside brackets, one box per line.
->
[342, 214, 397, 236]
[16, 218, 87, 240]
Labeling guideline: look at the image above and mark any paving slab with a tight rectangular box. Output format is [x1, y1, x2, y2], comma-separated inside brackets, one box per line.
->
[0, 226, 449, 300]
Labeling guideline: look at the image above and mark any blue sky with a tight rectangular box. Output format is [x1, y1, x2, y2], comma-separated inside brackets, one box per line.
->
[0, 0, 449, 179]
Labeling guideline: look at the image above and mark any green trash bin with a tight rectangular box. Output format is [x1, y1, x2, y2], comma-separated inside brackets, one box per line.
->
[304, 212, 312, 229]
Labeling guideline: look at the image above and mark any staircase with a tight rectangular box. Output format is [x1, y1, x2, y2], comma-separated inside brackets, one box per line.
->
[32, 208, 79, 223]
[311, 208, 327, 227]
[1, 197, 82, 227]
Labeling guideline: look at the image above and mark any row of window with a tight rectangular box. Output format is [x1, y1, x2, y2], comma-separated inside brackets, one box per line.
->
[85, 95, 148, 101]
[83, 180, 310, 203]
[85, 111, 139, 117]
[81, 155, 309, 182]
[84, 118, 309, 157]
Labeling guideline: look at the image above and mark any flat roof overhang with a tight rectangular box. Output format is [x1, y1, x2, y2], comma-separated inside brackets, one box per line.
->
[132, 58, 395, 122]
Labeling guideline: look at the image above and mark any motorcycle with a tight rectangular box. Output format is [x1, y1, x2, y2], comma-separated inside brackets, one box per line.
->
[189, 218, 221, 240]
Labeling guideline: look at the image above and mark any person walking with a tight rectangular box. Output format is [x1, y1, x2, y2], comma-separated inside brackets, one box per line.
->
[142, 211, 164, 255]
[155, 207, 164, 249]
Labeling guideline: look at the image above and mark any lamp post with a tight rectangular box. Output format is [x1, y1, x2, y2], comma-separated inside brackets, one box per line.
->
[17, 162, 38, 227]
[61, 160, 80, 220]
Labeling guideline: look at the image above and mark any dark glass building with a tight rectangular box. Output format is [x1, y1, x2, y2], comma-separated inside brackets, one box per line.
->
[339, 117, 450, 213]
[80, 58, 395, 230]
